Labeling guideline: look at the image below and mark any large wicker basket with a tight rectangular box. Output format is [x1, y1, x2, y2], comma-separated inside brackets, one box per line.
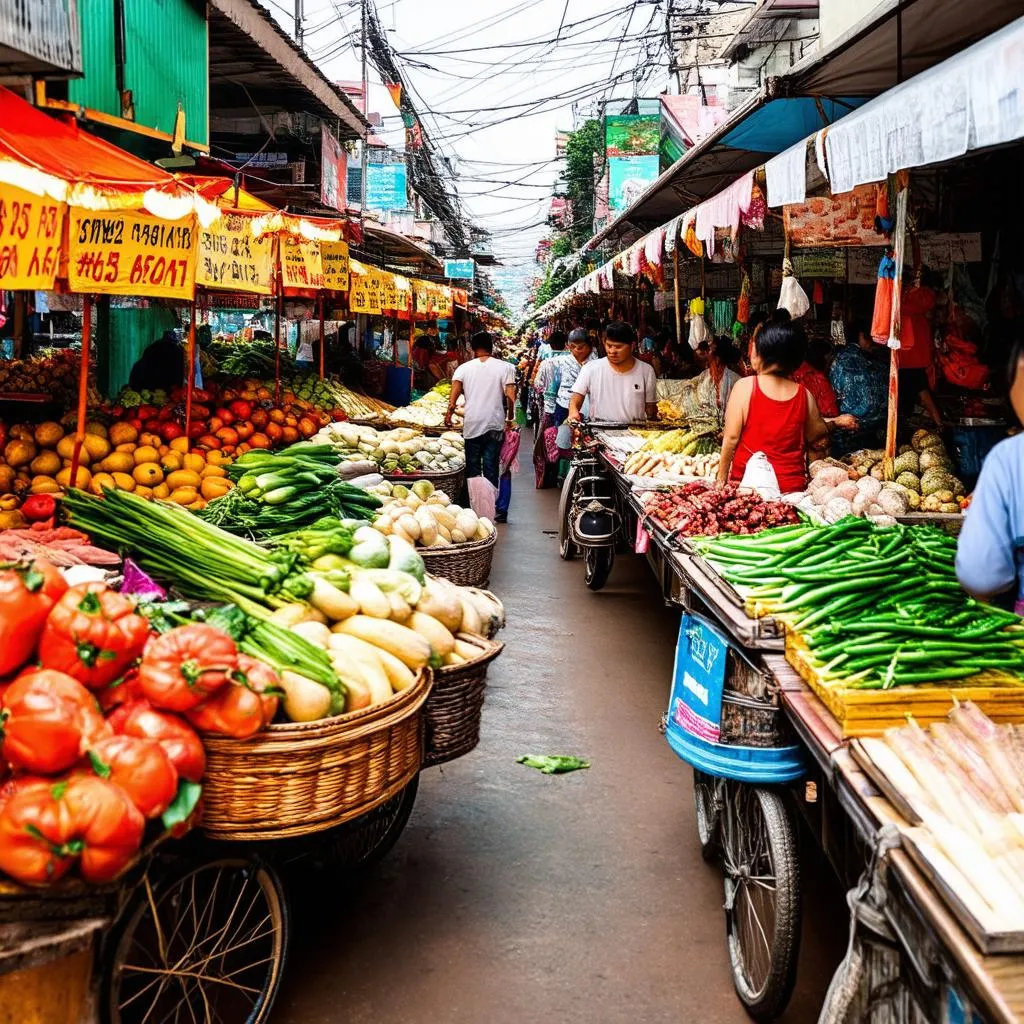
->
[424, 634, 504, 767]
[200, 670, 431, 841]
[419, 531, 496, 587]
[384, 465, 465, 502]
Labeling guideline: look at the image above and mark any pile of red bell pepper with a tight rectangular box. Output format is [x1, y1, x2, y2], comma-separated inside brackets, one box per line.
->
[0, 558, 281, 887]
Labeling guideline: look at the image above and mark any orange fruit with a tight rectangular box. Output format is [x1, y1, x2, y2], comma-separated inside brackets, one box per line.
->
[110, 472, 136, 491]
[109, 423, 139, 446]
[169, 436, 189, 454]
[133, 463, 164, 486]
[134, 485, 154, 500]
[133, 445, 159, 465]
[152, 483, 171, 499]
[161, 451, 184, 472]
[90, 472, 115, 496]
[56, 465, 91, 490]
[182, 453, 206, 474]
[201, 477, 232, 500]
[168, 486, 199, 506]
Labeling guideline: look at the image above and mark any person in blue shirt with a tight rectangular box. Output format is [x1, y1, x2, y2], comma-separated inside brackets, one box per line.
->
[828, 320, 887, 456]
[956, 337, 1024, 609]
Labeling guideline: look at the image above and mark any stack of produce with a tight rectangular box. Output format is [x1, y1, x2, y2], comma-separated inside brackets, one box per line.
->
[694, 518, 1024, 690]
[0, 525, 120, 566]
[623, 429, 719, 479]
[370, 479, 495, 548]
[281, 373, 394, 423]
[388, 384, 462, 431]
[656, 398, 685, 421]
[858, 704, 1024, 929]
[200, 443, 381, 536]
[0, 348, 81, 404]
[639, 481, 801, 537]
[842, 430, 968, 513]
[316, 422, 465, 475]
[0, 420, 233, 512]
[0, 561, 287, 887]
[63, 488, 502, 720]
[798, 462, 916, 523]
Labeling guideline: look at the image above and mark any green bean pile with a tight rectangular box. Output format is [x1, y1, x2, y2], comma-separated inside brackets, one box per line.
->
[693, 518, 1024, 689]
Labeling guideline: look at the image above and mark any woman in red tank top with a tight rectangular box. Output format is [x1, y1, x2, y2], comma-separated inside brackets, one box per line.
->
[718, 315, 828, 493]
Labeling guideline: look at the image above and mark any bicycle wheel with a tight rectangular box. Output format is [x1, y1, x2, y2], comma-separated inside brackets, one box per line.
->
[558, 466, 578, 561]
[720, 783, 801, 1022]
[584, 545, 614, 590]
[104, 856, 288, 1024]
[692, 769, 722, 862]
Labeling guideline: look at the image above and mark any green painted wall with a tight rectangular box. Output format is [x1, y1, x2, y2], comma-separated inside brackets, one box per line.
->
[69, 0, 208, 147]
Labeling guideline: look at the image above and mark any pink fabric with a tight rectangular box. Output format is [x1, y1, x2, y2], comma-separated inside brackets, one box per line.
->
[644, 227, 666, 269]
[694, 171, 755, 256]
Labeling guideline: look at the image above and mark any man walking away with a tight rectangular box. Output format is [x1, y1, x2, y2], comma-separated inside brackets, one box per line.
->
[446, 332, 517, 520]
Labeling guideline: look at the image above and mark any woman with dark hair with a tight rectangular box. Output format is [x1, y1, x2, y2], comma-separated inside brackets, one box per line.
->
[956, 335, 1024, 608]
[718, 314, 829, 492]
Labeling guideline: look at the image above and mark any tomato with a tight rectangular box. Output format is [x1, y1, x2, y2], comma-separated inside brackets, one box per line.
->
[228, 399, 253, 421]
[137, 404, 158, 420]
[138, 624, 237, 712]
[186, 655, 280, 739]
[110, 701, 206, 782]
[2, 671, 110, 774]
[157, 406, 175, 422]
[192, 389, 213, 405]
[0, 778, 76, 885]
[0, 559, 68, 675]
[159, 422, 184, 442]
[38, 584, 150, 689]
[84, 735, 178, 819]
[186, 422, 206, 439]
[63, 775, 145, 883]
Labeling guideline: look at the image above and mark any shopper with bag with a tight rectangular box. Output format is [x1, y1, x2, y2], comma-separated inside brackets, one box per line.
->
[717, 312, 828, 493]
[445, 332, 517, 522]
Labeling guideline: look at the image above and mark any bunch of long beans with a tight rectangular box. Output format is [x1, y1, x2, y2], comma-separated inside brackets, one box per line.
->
[62, 488, 339, 692]
[693, 517, 1024, 689]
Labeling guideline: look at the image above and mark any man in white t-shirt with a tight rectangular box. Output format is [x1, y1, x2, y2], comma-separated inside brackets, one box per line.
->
[446, 331, 517, 488]
[568, 321, 658, 425]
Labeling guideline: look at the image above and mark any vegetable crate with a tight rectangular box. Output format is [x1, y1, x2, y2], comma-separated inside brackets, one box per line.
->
[785, 633, 1024, 737]
[384, 466, 465, 503]
[423, 634, 504, 767]
[199, 670, 431, 840]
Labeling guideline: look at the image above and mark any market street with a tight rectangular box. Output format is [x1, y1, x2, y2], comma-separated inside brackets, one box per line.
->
[276, 480, 846, 1024]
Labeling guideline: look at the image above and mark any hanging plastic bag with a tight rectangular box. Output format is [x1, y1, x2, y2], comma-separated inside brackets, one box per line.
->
[738, 451, 781, 501]
[777, 258, 810, 319]
[467, 475, 498, 521]
[499, 427, 521, 477]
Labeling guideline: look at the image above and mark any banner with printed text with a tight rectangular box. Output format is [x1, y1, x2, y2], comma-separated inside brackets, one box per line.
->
[281, 238, 324, 290]
[320, 240, 350, 291]
[380, 270, 399, 311]
[68, 210, 197, 299]
[436, 285, 454, 318]
[349, 267, 381, 314]
[413, 279, 429, 316]
[196, 213, 274, 293]
[0, 183, 65, 290]
[364, 267, 385, 314]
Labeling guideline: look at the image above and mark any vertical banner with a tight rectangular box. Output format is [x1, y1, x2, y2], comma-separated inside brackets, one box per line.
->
[281, 238, 324, 290]
[321, 132, 347, 213]
[380, 270, 398, 311]
[67, 210, 197, 299]
[437, 285, 454, 318]
[413, 279, 429, 317]
[196, 213, 274, 293]
[320, 239, 350, 291]
[0, 183, 65, 290]
[364, 267, 385, 313]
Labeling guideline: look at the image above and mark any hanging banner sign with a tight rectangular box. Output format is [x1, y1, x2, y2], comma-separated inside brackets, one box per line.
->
[320, 240, 350, 291]
[196, 213, 274, 294]
[0, 183, 65, 290]
[281, 238, 324, 290]
[364, 267, 385, 314]
[349, 267, 381, 314]
[380, 270, 398, 311]
[783, 184, 880, 248]
[68, 210, 197, 299]
[452, 287, 468, 308]
[437, 286, 454, 318]
[413, 279, 429, 316]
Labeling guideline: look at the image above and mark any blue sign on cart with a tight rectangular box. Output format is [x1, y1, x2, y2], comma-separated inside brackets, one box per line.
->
[669, 614, 728, 743]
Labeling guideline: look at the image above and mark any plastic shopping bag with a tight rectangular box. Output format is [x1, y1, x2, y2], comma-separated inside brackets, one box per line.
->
[499, 427, 521, 477]
[467, 475, 498, 521]
[738, 451, 781, 501]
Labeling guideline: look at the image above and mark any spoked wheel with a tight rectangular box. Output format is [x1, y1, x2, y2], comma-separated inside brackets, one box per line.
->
[558, 467, 578, 560]
[693, 769, 722, 862]
[584, 545, 614, 591]
[104, 856, 288, 1024]
[720, 783, 800, 1022]
[313, 774, 420, 872]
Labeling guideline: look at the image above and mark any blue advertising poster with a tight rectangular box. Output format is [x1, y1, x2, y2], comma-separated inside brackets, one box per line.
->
[668, 613, 729, 743]
[609, 155, 659, 212]
[366, 162, 408, 212]
[444, 258, 474, 280]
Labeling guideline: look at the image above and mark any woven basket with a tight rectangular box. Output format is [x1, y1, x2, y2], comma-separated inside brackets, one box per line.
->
[424, 634, 504, 767]
[199, 670, 431, 841]
[419, 531, 496, 587]
[384, 465, 465, 502]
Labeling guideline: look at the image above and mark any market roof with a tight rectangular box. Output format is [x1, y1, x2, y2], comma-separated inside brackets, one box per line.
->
[208, 0, 368, 141]
[358, 222, 444, 277]
[590, 0, 1023, 249]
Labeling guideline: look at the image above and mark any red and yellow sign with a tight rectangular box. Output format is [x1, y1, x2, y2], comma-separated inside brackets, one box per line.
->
[413, 279, 429, 316]
[0, 183, 65, 291]
[380, 270, 399, 311]
[281, 238, 324, 290]
[68, 209, 197, 299]
[320, 240, 350, 291]
[349, 263, 380, 314]
[436, 285, 454, 318]
[196, 213, 274, 294]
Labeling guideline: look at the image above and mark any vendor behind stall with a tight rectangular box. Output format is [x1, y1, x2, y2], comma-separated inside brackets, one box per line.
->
[129, 330, 184, 391]
[567, 322, 657, 424]
[718, 313, 828, 492]
[829, 320, 888, 455]
[956, 335, 1024, 611]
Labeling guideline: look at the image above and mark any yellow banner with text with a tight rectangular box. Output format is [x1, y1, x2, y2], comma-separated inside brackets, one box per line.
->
[196, 213, 275, 294]
[0, 183, 65, 291]
[281, 238, 324, 290]
[320, 240, 350, 292]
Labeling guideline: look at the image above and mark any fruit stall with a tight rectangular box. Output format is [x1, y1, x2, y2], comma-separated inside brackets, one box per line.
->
[0, 86, 503, 1022]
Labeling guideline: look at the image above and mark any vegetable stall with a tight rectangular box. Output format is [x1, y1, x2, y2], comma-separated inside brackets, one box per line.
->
[537, 20, 1024, 1022]
[0, 85, 503, 1022]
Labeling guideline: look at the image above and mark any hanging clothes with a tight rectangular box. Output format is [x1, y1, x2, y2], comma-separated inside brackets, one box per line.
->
[870, 251, 896, 343]
[694, 171, 754, 256]
[899, 284, 937, 369]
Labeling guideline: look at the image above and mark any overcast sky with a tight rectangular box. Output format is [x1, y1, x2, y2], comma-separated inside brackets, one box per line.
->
[257, 0, 671, 311]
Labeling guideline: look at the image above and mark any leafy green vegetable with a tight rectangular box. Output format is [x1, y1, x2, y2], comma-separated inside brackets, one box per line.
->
[517, 754, 591, 775]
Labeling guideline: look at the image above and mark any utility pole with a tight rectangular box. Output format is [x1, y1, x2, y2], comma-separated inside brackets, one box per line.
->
[294, 0, 303, 47]
[361, 0, 369, 234]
